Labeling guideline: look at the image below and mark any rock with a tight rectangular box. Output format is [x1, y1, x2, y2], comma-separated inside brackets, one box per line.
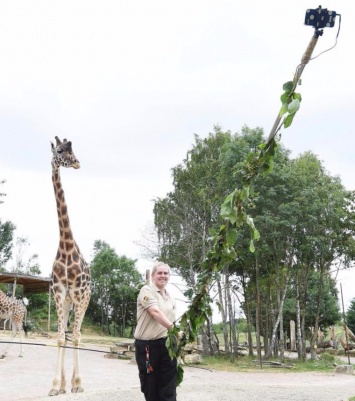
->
[183, 344, 194, 352]
[184, 354, 202, 364]
[335, 364, 354, 375]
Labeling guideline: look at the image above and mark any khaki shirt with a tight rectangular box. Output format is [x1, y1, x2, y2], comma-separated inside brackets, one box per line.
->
[134, 284, 176, 340]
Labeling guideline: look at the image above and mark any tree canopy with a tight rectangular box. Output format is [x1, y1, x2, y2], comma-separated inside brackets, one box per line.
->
[153, 125, 355, 367]
[87, 240, 143, 336]
[0, 220, 16, 271]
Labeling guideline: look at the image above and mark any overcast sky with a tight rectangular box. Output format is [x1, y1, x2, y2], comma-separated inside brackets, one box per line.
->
[0, 1, 354, 314]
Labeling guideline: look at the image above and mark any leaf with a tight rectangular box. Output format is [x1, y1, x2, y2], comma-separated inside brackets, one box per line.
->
[287, 98, 300, 114]
[176, 363, 184, 387]
[240, 187, 249, 201]
[245, 214, 254, 228]
[253, 228, 260, 240]
[226, 226, 237, 244]
[284, 112, 296, 128]
[258, 142, 266, 150]
[220, 192, 234, 217]
[279, 102, 289, 117]
[280, 91, 290, 103]
[229, 212, 237, 225]
[283, 81, 294, 92]
[249, 239, 255, 253]
[183, 288, 194, 299]
[293, 92, 302, 101]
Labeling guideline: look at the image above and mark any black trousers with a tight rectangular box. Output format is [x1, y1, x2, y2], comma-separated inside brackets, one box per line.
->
[135, 337, 177, 401]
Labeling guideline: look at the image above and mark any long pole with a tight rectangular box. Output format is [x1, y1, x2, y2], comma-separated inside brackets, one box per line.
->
[266, 29, 322, 145]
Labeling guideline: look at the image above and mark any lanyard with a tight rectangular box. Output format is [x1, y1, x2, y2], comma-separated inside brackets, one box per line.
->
[145, 345, 154, 374]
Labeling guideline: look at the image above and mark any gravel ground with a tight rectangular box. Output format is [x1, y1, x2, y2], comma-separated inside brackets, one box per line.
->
[23, 370, 355, 401]
[1, 333, 355, 401]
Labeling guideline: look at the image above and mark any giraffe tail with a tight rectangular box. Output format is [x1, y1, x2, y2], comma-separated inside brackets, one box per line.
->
[23, 309, 28, 337]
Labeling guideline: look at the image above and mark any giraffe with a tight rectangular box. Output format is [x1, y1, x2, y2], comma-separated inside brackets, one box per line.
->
[48, 136, 91, 396]
[0, 289, 28, 358]
[2, 317, 9, 331]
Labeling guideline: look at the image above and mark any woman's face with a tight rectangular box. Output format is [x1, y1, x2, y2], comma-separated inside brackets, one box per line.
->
[151, 265, 170, 289]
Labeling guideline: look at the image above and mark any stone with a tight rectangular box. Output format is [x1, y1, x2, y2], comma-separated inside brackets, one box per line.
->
[184, 354, 202, 364]
[335, 364, 354, 375]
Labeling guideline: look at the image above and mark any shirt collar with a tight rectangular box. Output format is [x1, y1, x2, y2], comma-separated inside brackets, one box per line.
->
[150, 283, 169, 296]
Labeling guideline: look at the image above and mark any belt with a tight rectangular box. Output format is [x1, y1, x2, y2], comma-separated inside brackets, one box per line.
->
[135, 337, 167, 344]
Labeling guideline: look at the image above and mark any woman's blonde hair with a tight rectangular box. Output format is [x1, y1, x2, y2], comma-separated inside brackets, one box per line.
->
[151, 261, 171, 275]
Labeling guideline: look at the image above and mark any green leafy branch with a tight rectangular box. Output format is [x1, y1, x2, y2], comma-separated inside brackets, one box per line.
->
[279, 80, 302, 129]
[167, 136, 281, 386]
[167, 91, 300, 384]
[164, 26, 327, 385]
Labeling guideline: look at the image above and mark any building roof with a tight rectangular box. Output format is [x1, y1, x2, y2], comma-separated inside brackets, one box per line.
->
[0, 272, 51, 295]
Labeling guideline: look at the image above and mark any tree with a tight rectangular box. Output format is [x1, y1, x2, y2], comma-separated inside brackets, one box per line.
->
[134, 222, 162, 261]
[283, 152, 354, 359]
[7, 237, 41, 275]
[88, 240, 142, 336]
[0, 220, 16, 271]
[346, 298, 355, 334]
[0, 179, 6, 205]
[153, 124, 354, 367]
[243, 151, 351, 360]
[154, 125, 271, 356]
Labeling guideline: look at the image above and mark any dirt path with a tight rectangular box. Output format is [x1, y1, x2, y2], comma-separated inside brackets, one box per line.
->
[1, 333, 355, 401]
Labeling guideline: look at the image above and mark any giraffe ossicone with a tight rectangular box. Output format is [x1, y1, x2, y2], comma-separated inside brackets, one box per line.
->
[49, 136, 91, 396]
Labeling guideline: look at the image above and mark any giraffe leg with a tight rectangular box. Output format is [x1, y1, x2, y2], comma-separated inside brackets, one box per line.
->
[14, 318, 25, 358]
[18, 329, 24, 358]
[70, 300, 89, 393]
[0, 321, 17, 358]
[71, 346, 84, 393]
[49, 292, 69, 396]
[49, 346, 66, 396]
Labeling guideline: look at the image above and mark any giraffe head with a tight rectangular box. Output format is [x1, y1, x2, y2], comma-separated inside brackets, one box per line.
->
[51, 136, 80, 169]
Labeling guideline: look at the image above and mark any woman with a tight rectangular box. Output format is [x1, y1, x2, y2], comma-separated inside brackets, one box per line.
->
[134, 261, 177, 401]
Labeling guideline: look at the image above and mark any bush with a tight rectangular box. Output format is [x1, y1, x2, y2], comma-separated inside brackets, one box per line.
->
[320, 353, 335, 363]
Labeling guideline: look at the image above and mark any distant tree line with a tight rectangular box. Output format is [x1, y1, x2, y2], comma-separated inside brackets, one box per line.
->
[1, 179, 143, 336]
[86, 240, 142, 336]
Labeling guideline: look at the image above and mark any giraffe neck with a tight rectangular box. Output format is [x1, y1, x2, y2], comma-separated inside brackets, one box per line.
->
[52, 166, 75, 244]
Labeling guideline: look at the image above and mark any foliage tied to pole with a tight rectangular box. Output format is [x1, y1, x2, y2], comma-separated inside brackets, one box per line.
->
[166, 16, 337, 381]
[167, 76, 303, 386]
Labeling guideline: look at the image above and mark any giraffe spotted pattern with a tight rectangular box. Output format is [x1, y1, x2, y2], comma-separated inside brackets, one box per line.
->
[49, 137, 91, 396]
[0, 289, 27, 358]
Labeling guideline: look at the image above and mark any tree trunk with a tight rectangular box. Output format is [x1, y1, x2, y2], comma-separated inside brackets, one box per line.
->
[295, 281, 303, 359]
[242, 274, 254, 356]
[310, 264, 325, 360]
[226, 274, 238, 359]
[201, 319, 218, 355]
[206, 316, 218, 355]
[255, 256, 263, 366]
[279, 291, 285, 361]
[263, 292, 269, 355]
[264, 272, 289, 359]
[300, 265, 310, 361]
[217, 276, 229, 354]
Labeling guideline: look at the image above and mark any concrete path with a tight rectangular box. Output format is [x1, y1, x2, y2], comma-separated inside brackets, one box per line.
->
[1, 334, 355, 401]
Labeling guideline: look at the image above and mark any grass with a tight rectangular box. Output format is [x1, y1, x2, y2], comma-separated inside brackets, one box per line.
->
[77, 323, 353, 374]
[199, 353, 345, 373]
[37, 321, 352, 374]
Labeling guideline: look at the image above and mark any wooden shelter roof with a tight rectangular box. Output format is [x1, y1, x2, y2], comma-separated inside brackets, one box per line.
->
[0, 272, 51, 295]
